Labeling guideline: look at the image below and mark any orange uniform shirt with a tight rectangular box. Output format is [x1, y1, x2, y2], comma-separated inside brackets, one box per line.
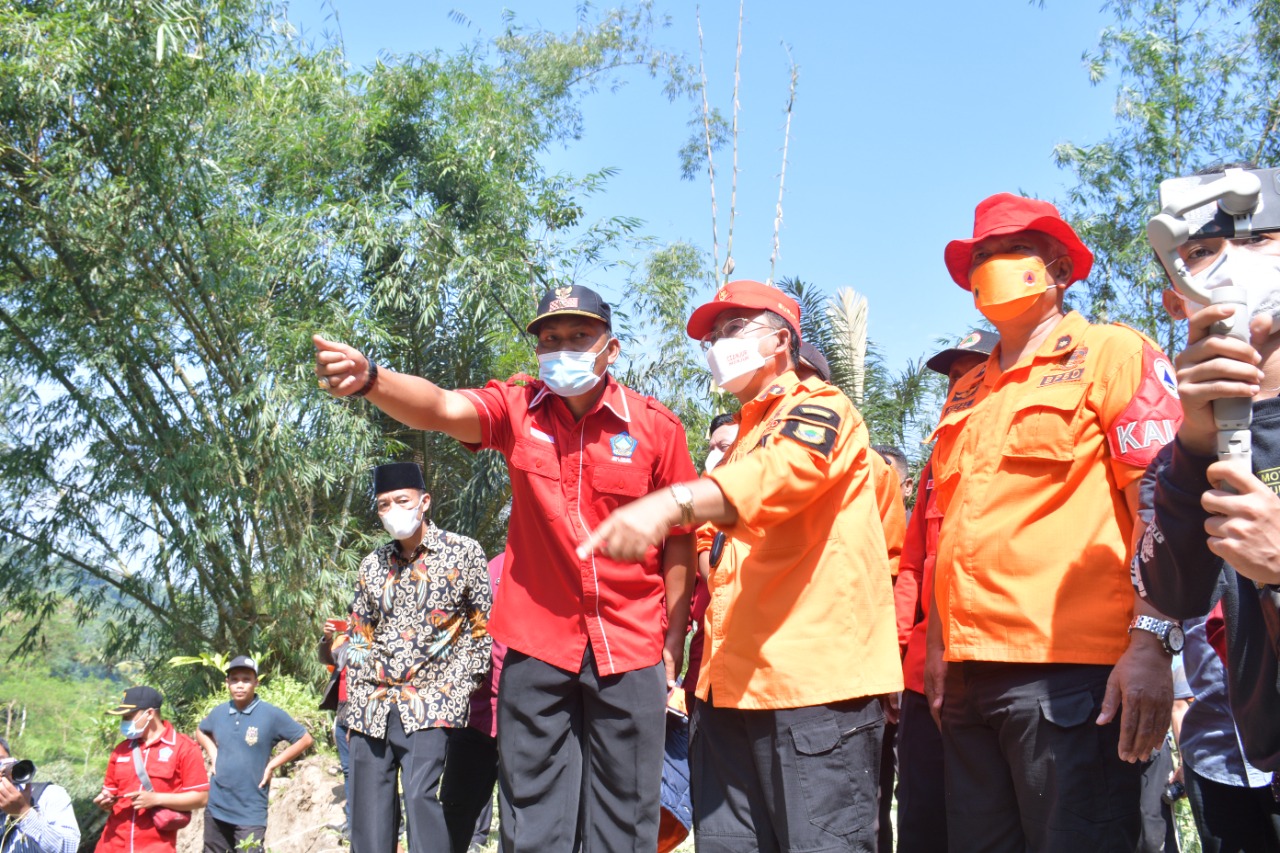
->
[871, 453, 906, 576]
[929, 312, 1182, 665]
[701, 371, 903, 709]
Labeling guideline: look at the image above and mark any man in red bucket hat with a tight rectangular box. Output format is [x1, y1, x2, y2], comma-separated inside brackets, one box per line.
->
[924, 193, 1185, 851]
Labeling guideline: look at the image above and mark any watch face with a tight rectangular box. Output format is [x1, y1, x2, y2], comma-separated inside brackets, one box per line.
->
[1167, 625, 1185, 654]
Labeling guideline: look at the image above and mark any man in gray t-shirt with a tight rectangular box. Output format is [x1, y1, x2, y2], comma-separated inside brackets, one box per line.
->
[195, 656, 313, 853]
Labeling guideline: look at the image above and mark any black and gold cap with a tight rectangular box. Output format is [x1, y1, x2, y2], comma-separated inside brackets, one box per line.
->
[526, 285, 612, 334]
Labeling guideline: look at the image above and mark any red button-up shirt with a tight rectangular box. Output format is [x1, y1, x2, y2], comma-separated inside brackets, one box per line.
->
[96, 721, 208, 853]
[894, 461, 941, 694]
[459, 374, 697, 675]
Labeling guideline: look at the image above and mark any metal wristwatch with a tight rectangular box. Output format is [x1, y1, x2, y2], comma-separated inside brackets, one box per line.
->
[1128, 615, 1185, 655]
[669, 484, 695, 526]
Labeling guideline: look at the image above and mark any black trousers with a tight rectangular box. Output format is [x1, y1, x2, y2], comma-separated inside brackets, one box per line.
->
[440, 726, 498, 853]
[940, 662, 1144, 853]
[691, 694, 884, 852]
[349, 711, 449, 853]
[896, 688, 947, 853]
[202, 815, 265, 853]
[878, 718, 898, 853]
[1185, 766, 1280, 853]
[496, 647, 665, 852]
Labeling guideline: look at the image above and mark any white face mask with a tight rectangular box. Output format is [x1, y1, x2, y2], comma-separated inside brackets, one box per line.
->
[381, 498, 425, 541]
[1184, 248, 1280, 323]
[705, 331, 777, 394]
[704, 448, 725, 472]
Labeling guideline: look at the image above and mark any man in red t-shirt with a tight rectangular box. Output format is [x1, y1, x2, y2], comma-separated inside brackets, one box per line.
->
[314, 285, 697, 851]
[93, 686, 208, 853]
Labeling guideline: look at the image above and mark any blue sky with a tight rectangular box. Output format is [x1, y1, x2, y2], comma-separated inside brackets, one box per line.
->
[284, 0, 1120, 373]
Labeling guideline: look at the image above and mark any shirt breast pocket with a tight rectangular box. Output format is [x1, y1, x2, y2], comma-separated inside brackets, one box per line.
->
[928, 404, 978, 496]
[590, 463, 650, 514]
[144, 755, 178, 785]
[1002, 383, 1086, 464]
[510, 439, 563, 521]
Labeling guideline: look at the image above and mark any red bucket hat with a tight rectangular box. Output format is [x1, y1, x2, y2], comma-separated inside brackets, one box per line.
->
[944, 193, 1093, 289]
[686, 280, 802, 341]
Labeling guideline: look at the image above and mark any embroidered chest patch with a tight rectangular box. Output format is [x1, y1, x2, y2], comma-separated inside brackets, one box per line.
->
[245, 727, 259, 746]
[610, 432, 638, 460]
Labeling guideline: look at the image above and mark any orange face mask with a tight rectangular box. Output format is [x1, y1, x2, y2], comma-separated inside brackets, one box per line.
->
[970, 254, 1056, 322]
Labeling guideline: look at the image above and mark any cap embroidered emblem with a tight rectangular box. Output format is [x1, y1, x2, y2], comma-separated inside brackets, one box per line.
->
[716, 289, 730, 301]
[959, 332, 981, 349]
[555, 285, 573, 299]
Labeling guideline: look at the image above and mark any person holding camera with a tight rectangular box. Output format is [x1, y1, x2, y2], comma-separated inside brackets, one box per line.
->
[0, 737, 79, 853]
[1134, 162, 1280, 778]
[93, 686, 209, 853]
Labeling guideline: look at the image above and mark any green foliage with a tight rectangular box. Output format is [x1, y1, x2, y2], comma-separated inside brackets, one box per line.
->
[175, 674, 328, 751]
[1050, 0, 1280, 352]
[779, 277, 946, 468]
[617, 241, 727, 460]
[0, 0, 691, 710]
[0, 606, 120, 850]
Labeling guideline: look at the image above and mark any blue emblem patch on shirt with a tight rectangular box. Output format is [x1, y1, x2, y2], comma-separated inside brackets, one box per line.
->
[610, 432, 638, 459]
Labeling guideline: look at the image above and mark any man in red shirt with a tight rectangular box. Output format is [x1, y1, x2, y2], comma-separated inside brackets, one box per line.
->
[93, 686, 208, 853]
[314, 285, 697, 851]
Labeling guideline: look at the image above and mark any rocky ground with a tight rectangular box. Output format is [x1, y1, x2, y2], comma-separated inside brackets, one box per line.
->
[176, 755, 348, 853]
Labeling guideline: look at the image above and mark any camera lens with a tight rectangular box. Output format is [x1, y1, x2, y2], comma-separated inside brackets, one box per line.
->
[8, 759, 35, 785]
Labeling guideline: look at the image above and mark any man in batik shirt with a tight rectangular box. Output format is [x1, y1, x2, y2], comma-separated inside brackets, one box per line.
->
[343, 462, 492, 853]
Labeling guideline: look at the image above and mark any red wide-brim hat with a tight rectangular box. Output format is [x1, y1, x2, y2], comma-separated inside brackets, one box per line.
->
[944, 193, 1094, 289]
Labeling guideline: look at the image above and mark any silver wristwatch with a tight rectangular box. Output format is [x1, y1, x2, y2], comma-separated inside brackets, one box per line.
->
[1128, 615, 1185, 655]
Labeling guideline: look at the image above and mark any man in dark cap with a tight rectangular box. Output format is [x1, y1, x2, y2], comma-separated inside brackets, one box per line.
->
[924, 194, 1184, 851]
[93, 687, 208, 853]
[893, 329, 995, 853]
[194, 656, 313, 853]
[314, 288, 697, 852]
[336, 462, 490, 853]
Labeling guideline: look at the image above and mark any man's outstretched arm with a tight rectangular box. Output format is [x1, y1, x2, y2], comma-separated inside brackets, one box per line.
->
[313, 335, 482, 444]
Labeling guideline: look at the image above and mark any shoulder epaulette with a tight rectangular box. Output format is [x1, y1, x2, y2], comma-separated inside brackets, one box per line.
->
[505, 373, 538, 387]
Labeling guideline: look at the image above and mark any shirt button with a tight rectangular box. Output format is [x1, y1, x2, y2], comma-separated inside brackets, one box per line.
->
[536, 459, 544, 468]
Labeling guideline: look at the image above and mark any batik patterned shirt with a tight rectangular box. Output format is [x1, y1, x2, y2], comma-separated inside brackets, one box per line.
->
[342, 523, 492, 738]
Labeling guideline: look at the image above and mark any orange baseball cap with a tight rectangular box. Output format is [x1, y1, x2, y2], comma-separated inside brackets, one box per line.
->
[686, 280, 802, 341]
[944, 193, 1093, 289]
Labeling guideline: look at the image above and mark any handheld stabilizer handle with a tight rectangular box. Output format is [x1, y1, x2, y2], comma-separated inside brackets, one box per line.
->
[1147, 168, 1263, 304]
[1210, 286, 1254, 487]
[1147, 169, 1264, 488]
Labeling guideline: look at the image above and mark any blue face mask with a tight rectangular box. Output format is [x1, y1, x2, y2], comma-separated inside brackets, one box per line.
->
[537, 346, 605, 397]
[120, 713, 147, 740]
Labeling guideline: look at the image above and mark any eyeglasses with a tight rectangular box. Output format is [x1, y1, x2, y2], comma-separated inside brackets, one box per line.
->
[699, 318, 770, 352]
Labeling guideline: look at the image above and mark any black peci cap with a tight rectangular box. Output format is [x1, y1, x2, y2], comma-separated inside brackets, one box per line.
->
[372, 462, 426, 495]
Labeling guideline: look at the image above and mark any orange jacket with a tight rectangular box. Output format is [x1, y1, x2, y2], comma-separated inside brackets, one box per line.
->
[702, 371, 903, 709]
[928, 313, 1182, 665]
[871, 453, 906, 577]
